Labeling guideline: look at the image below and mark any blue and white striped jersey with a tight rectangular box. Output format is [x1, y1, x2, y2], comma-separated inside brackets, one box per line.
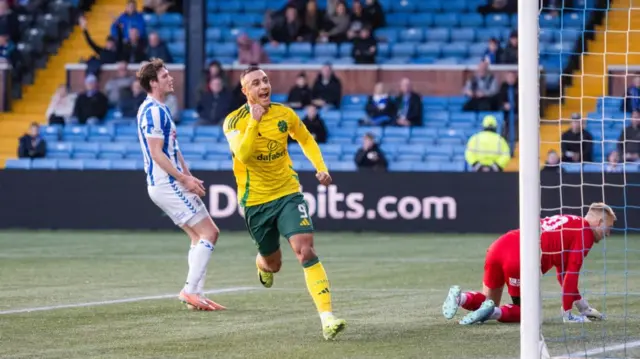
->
[137, 95, 182, 186]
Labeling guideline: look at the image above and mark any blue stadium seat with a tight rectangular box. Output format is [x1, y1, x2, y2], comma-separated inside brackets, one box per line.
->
[57, 159, 84, 170]
[88, 125, 115, 142]
[412, 57, 437, 64]
[442, 42, 469, 58]
[327, 161, 356, 172]
[355, 126, 382, 139]
[264, 43, 287, 57]
[563, 12, 585, 30]
[158, 13, 182, 27]
[388, 161, 413, 172]
[207, 42, 236, 58]
[399, 28, 424, 43]
[409, 137, 436, 145]
[412, 127, 438, 138]
[440, 162, 466, 172]
[415, 2, 440, 12]
[416, 43, 442, 58]
[315, 43, 338, 58]
[41, 125, 61, 142]
[408, 13, 433, 27]
[172, 29, 185, 42]
[31, 158, 58, 170]
[422, 96, 448, 110]
[109, 159, 137, 170]
[194, 126, 222, 141]
[206, 28, 222, 42]
[5, 158, 31, 169]
[391, 43, 416, 58]
[412, 162, 440, 172]
[390, 0, 415, 12]
[83, 159, 111, 170]
[433, 13, 459, 27]
[204, 143, 230, 155]
[205, 153, 231, 161]
[190, 160, 220, 171]
[217, 1, 242, 12]
[338, 42, 353, 57]
[168, 42, 186, 57]
[485, 13, 510, 27]
[425, 28, 450, 43]
[459, 13, 484, 27]
[319, 144, 342, 156]
[62, 125, 88, 142]
[451, 28, 476, 43]
[539, 13, 561, 29]
[375, 28, 399, 43]
[386, 13, 408, 27]
[180, 144, 206, 160]
[99, 143, 127, 159]
[156, 28, 172, 41]
[475, 28, 503, 42]
[47, 142, 73, 159]
[244, 0, 266, 12]
[441, 0, 468, 13]
[343, 110, 367, 123]
[382, 137, 408, 144]
[143, 13, 158, 27]
[73, 142, 100, 159]
[208, 14, 232, 27]
[383, 127, 411, 139]
[289, 42, 313, 58]
[469, 42, 488, 57]
[561, 163, 582, 173]
[376, 43, 390, 58]
[425, 111, 450, 123]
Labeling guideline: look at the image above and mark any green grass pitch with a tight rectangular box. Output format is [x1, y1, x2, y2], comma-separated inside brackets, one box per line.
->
[0, 231, 639, 359]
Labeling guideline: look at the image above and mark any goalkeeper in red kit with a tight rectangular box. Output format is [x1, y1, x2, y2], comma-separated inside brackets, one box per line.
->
[442, 202, 616, 325]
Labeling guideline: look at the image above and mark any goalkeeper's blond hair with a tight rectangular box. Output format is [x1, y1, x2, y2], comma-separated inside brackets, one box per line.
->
[587, 202, 617, 221]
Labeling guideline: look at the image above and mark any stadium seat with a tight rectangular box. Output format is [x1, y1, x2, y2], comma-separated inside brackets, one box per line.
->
[433, 14, 459, 27]
[62, 125, 88, 142]
[328, 161, 356, 172]
[99, 143, 127, 159]
[399, 28, 424, 43]
[31, 158, 58, 170]
[485, 13, 510, 27]
[5, 158, 31, 169]
[190, 160, 220, 171]
[58, 159, 84, 170]
[111, 160, 138, 170]
[73, 142, 100, 159]
[315, 43, 338, 57]
[388, 161, 413, 172]
[88, 125, 115, 143]
[412, 162, 440, 172]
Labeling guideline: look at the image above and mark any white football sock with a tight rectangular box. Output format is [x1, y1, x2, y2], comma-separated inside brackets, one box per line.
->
[459, 292, 467, 306]
[489, 307, 502, 320]
[184, 239, 214, 294]
[187, 244, 207, 294]
[320, 311, 334, 326]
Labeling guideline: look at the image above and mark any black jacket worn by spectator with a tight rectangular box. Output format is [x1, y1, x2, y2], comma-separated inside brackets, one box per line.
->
[395, 92, 423, 126]
[287, 85, 312, 109]
[122, 40, 147, 63]
[18, 135, 46, 159]
[119, 89, 147, 118]
[364, 0, 386, 29]
[561, 129, 593, 162]
[0, 10, 19, 43]
[352, 36, 377, 64]
[83, 28, 121, 65]
[617, 125, 640, 161]
[146, 42, 173, 63]
[197, 90, 233, 125]
[312, 74, 342, 108]
[73, 91, 109, 124]
[501, 44, 518, 64]
[302, 115, 328, 144]
[355, 144, 388, 171]
[365, 95, 397, 120]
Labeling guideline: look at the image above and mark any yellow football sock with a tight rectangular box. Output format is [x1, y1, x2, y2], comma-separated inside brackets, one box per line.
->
[303, 257, 332, 314]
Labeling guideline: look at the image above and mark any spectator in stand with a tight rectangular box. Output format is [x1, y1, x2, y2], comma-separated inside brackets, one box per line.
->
[72, 74, 109, 125]
[498, 71, 519, 141]
[606, 151, 623, 173]
[352, 26, 377, 64]
[462, 61, 499, 112]
[395, 78, 422, 127]
[118, 80, 146, 118]
[320, 1, 350, 43]
[146, 32, 173, 63]
[355, 132, 388, 171]
[0, 0, 18, 44]
[624, 76, 640, 113]
[111, 0, 146, 42]
[0, 33, 14, 63]
[501, 31, 518, 64]
[201, 60, 229, 91]
[483, 38, 503, 64]
[364, 0, 385, 30]
[541, 149, 562, 173]
[465, 115, 511, 172]
[361, 82, 396, 126]
[561, 113, 593, 163]
[302, 105, 328, 144]
[260, 10, 276, 45]
[80, 16, 121, 76]
[122, 27, 146, 63]
[302, 0, 324, 43]
[196, 77, 232, 126]
[287, 72, 312, 110]
[347, 0, 368, 40]
[312, 63, 342, 109]
[478, 0, 517, 15]
[237, 33, 269, 65]
[46, 85, 77, 125]
[17, 122, 46, 159]
[104, 61, 134, 106]
[617, 110, 640, 162]
[271, 6, 305, 44]
[142, 0, 174, 15]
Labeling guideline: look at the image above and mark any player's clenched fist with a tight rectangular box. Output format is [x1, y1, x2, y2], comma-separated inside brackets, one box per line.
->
[316, 171, 332, 186]
[181, 175, 206, 197]
[250, 104, 266, 122]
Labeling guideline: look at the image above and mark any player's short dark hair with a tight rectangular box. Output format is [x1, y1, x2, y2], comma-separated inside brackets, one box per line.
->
[137, 58, 166, 93]
[240, 65, 262, 86]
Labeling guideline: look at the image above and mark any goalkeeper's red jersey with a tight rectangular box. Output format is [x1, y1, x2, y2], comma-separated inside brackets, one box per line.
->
[539, 215, 595, 311]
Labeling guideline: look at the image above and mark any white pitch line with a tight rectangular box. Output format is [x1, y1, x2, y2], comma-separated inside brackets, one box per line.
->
[551, 340, 640, 358]
[0, 286, 257, 315]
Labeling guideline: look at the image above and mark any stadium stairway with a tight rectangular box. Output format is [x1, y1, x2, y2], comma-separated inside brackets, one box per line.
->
[0, 0, 126, 167]
[539, 0, 640, 167]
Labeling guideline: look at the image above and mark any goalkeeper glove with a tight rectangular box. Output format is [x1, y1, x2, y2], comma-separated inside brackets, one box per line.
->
[563, 310, 591, 323]
[575, 299, 605, 321]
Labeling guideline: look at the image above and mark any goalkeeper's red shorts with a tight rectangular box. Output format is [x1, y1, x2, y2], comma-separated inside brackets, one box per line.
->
[483, 230, 521, 298]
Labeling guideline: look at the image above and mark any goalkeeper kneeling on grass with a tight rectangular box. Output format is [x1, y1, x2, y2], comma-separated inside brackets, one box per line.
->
[442, 202, 616, 325]
[465, 115, 511, 172]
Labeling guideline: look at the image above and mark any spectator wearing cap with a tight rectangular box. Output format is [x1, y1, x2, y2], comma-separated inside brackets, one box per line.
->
[355, 132, 388, 171]
[483, 38, 503, 64]
[465, 115, 511, 172]
[617, 110, 640, 162]
[111, 0, 147, 42]
[624, 76, 640, 113]
[17, 122, 46, 159]
[561, 113, 593, 163]
[287, 72, 312, 110]
[501, 31, 518, 64]
[71, 74, 109, 125]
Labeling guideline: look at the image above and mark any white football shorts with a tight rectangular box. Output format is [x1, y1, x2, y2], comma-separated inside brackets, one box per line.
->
[148, 182, 209, 227]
